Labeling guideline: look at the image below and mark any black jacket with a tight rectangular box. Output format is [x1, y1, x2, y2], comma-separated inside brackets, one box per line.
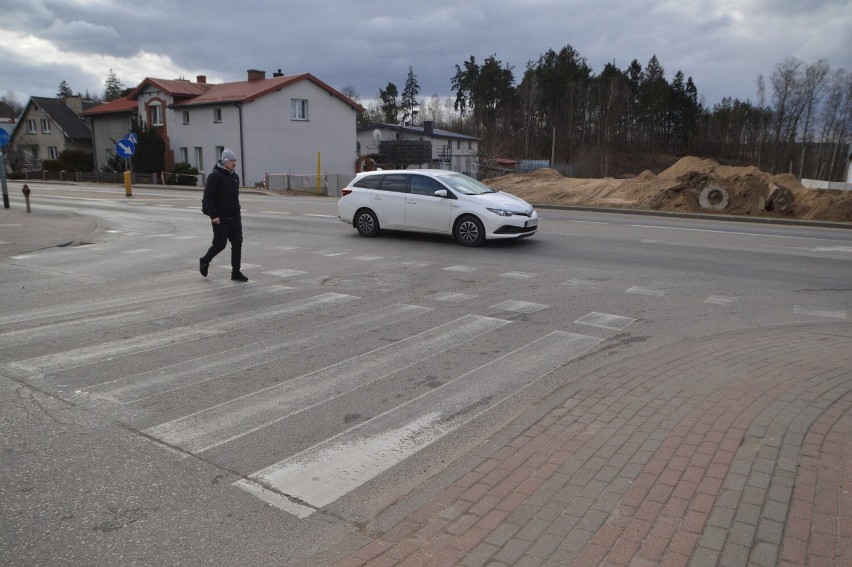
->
[202, 161, 241, 219]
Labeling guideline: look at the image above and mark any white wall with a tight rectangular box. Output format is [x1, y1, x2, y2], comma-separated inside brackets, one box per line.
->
[172, 81, 358, 186]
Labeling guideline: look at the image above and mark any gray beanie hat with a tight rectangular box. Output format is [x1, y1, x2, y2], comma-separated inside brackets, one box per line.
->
[221, 149, 237, 162]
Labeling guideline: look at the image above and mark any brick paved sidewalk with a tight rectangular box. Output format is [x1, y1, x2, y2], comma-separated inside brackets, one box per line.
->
[313, 323, 852, 567]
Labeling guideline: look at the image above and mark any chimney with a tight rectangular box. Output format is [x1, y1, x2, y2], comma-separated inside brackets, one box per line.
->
[423, 121, 434, 137]
[272, 69, 284, 77]
[196, 75, 207, 84]
[247, 69, 266, 81]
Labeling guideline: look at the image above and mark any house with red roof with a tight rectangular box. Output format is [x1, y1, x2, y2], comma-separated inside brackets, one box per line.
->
[83, 69, 363, 186]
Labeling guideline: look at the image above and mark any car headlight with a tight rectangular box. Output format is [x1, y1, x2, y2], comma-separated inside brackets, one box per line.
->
[487, 207, 515, 217]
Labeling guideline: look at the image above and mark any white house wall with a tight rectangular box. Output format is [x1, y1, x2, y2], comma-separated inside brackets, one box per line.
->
[172, 81, 358, 186]
[241, 81, 358, 182]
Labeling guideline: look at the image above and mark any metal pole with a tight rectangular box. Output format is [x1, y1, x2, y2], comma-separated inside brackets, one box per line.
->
[0, 152, 9, 209]
[551, 127, 556, 167]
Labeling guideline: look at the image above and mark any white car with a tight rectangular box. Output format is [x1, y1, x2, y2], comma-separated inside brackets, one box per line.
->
[337, 169, 538, 246]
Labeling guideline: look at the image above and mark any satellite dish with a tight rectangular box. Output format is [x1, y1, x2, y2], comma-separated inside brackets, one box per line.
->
[372, 129, 381, 143]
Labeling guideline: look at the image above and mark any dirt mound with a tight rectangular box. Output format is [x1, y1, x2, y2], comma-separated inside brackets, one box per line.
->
[485, 157, 851, 223]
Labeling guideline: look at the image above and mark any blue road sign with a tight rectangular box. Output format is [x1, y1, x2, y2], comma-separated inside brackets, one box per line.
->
[126, 132, 138, 144]
[0, 129, 9, 147]
[115, 138, 136, 159]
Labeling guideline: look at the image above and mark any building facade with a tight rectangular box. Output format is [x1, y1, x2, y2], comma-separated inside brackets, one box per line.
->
[356, 122, 481, 177]
[9, 96, 94, 170]
[83, 69, 363, 187]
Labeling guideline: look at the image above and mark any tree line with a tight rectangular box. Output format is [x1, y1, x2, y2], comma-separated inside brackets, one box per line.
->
[356, 47, 851, 181]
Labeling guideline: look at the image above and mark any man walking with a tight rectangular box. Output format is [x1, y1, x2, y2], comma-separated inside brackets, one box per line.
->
[199, 149, 248, 282]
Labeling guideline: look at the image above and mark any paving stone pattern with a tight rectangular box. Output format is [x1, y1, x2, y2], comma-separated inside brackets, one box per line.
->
[322, 324, 852, 567]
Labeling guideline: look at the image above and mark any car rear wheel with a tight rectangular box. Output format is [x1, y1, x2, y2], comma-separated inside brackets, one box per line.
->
[454, 215, 485, 246]
[355, 209, 380, 237]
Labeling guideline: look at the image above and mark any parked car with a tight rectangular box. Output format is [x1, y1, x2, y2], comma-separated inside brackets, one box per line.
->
[337, 169, 538, 246]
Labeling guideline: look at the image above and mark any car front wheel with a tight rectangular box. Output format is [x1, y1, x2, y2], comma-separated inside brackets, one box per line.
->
[355, 209, 380, 237]
[454, 216, 485, 246]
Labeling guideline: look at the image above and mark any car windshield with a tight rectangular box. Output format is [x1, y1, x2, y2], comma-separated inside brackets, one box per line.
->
[439, 174, 496, 195]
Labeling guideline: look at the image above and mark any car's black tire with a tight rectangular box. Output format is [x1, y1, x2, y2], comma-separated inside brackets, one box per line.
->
[454, 215, 485, 246]
[355, 209, 380, 237]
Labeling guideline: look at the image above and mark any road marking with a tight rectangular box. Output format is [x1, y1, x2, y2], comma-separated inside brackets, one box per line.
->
[626, 286, 666, 297]
[353, 255, 384, 261]
[426, 292, 477, 303]
[313, 250, 347, 256]
[235, 330, 601, 517]
[491, 300, 549, 314]
[144, 315, 511, 454]
[793, 306, 847, 319]
[259, 211, 292, 215]
[87, 303, 431, 404]
[500, 271, 539, 279]
[575, 312, 635, 330]
[705, 295, 737, 305]
[6, 293, 358, 378]
[443, 265, 478, 272]
[302, 214, 337, 218]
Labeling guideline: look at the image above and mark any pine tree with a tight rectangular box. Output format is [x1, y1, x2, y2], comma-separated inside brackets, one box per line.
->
[57, 81, 73, 98]
[401, 67, 420, 125]
[104, 69, 124, 101]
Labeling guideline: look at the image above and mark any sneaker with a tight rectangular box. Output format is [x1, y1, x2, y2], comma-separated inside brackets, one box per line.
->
[231, 271, 248, 282]
[199, 258, 209, 277]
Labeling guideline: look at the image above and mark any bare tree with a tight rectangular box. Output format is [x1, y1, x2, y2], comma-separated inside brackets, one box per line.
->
[797, 60, 830, 177]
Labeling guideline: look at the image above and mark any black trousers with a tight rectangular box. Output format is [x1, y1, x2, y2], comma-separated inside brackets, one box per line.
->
[202, 217, 242, 272]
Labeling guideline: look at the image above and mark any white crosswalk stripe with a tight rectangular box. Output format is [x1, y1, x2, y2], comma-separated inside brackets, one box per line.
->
[234, 330, 601, 517]
[144, 314, 511, 454]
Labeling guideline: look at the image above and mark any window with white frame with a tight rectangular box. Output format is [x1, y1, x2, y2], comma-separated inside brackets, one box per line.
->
[26, 119, 36, 133]
[291, 99, 308, 120]
[213, 108, 222, 123]
[149, 102, 163, 126]
[182, 111, 190, 125]
[179, 147, 188, 163]
[48, 146, 59, 159]
[215, 146, 224, 162]
[41, 119, 51, 133]
[194, 147, 203, 171]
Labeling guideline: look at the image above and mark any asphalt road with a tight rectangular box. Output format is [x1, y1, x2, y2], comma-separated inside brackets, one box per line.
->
[1, 182, 850, 566]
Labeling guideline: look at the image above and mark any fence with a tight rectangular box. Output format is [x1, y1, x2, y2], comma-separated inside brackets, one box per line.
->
[265, 173, 356, 198]
[25, 170, 170, 185]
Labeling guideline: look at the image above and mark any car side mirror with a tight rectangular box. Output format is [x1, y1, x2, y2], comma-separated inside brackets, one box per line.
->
[435, 189, 448, 198]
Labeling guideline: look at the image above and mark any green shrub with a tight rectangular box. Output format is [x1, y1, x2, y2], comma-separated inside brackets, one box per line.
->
[42, 159, 62, 171]
[57, 149, 94, 172]
[167, 162, 199, 186]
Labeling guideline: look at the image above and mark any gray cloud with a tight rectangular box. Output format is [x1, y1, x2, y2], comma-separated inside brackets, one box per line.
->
[2, 0, 850, 109]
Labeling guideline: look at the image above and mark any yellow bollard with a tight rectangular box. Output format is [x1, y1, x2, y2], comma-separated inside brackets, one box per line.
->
[123, 171, 132, 197]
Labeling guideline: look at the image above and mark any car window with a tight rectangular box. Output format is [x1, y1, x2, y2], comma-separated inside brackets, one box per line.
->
[439, 174, 496, 195]
[377, 174, 410, 193]
[410, 175, 445, 196]
[353, 175, 383, 189]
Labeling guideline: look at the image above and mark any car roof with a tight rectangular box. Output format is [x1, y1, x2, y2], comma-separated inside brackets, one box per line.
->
[357, 169, 461, 177]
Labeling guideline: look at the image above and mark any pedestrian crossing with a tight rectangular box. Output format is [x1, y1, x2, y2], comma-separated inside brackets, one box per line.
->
[0, 278, 611, 518]
[2, 235, 847, 519]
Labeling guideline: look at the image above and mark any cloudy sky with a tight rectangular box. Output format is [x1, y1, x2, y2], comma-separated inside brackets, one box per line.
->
[2, 0, 850, 111]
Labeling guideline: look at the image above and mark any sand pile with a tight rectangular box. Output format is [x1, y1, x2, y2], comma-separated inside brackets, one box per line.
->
[485, 157, 851, 222]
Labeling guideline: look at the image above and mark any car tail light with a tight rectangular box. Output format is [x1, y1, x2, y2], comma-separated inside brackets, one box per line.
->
[341, 188, 353, 196]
